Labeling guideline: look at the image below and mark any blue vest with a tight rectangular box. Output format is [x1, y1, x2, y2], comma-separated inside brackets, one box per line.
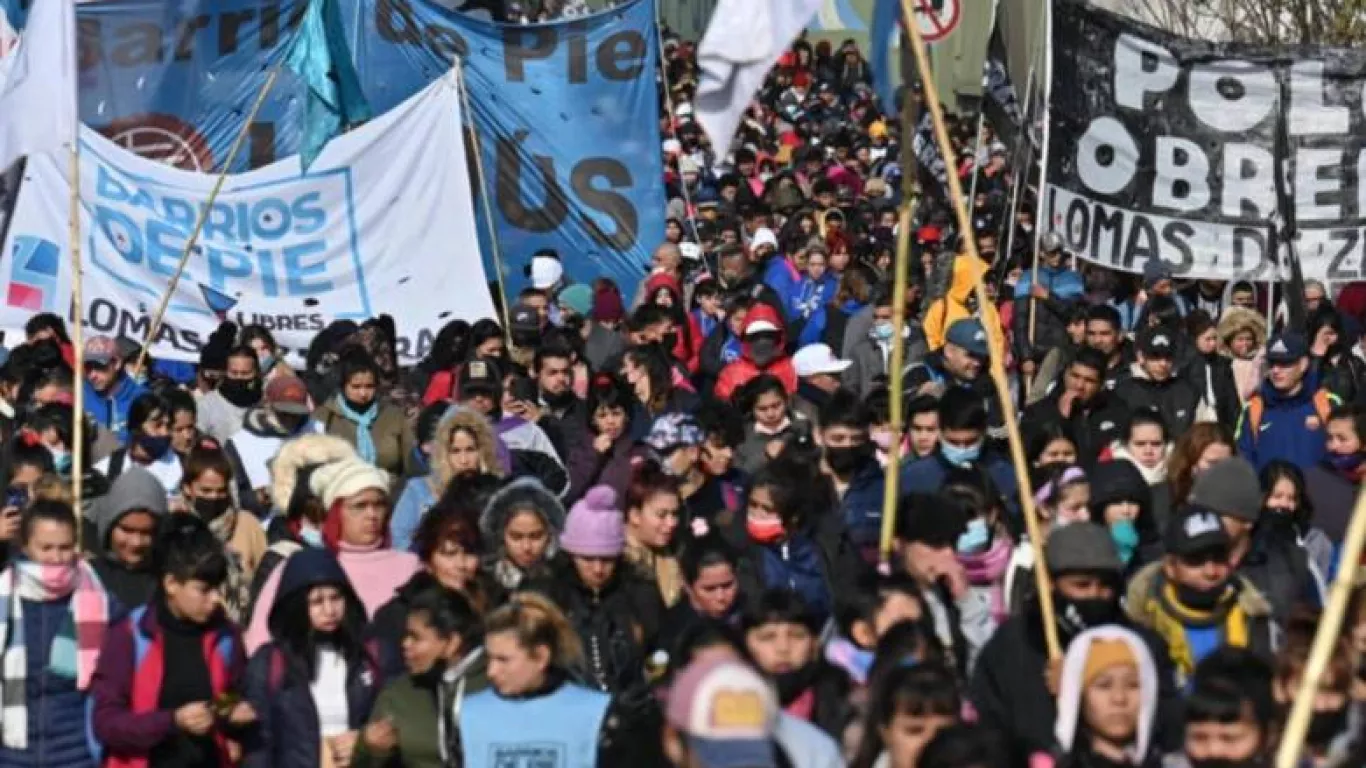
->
[460, 683, 610, 768]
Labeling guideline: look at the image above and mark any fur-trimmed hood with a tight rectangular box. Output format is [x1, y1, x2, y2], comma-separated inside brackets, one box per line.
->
[434, 408, 503, 489]
[1124, 560, 1274, 622]
[270, 434, 359, 515]
[479, 476, 566, 557]
[1217, 306, 1267, 354]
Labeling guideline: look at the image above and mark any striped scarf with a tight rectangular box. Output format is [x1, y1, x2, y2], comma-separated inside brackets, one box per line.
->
[0, 559, 111, 749]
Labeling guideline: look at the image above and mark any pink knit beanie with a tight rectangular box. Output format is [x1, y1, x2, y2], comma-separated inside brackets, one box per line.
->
[560, 486, 625, 557]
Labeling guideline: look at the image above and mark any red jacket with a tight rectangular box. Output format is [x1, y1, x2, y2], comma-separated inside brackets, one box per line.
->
[714, 303, 798, 402]
[644, 272, 702, 373]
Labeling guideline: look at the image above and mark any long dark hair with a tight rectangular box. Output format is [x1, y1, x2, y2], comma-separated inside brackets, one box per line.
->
[851, 663, 961, 768]
[270, 579, 370, 683]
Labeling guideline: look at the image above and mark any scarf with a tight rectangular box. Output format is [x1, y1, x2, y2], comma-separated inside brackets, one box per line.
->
[1144, 582, 1249, 684]
[207, 511, 250, 624]
[1110, 443, 1169, 486]
[0, 560, 111, 749]
[625, 535, 682, 606]
[958, 536, 1013, 623]
[335, 395, 379, 464]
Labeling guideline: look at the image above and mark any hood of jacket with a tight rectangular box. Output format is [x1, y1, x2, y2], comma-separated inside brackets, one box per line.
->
[1125, 560, 1274, 622]
[1217, 306, 1268, 353]
[1014, 264, 1085, 301]
[96, 466, 169, 546]
[946, 253, 989, 304]
[1054, 626, 1159, 761]
[479, 476, 566, 557]
[1089, 460, 1152, 522]
[644, 272, 685, 305]
[268, 547, 365, 631]
[434, 407, 504, 488]
[269, 434, 360, 516]
[739, 302, 788, 362]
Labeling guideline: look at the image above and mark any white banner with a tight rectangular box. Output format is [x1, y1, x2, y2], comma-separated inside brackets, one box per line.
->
[0, 72, 495, 364]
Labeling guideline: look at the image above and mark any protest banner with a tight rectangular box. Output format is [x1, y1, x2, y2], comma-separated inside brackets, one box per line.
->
[1046, 0, 1366, 283]
[0, 0, 664, 292]
[0, 73, 494, 365]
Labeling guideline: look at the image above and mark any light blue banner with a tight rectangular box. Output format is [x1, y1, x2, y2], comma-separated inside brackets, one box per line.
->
[3, 0, 661, 293]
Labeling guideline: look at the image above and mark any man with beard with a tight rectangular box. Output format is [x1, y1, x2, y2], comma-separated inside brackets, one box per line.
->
[534, 343, 588, 457]
[1084, 305, 1133, 391]
[1125, 508, 1278, 687]
[970, 523, 1181, 765]
[1023, 347, 1126, 465]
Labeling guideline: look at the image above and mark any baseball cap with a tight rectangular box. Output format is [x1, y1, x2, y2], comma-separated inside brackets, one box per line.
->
[744, 320, 780, 337]
[644, 413, 704, 454]
[666, 657, 778, 768]
[84, 335, 119, 366]
[264, 375, 312, 416]
[459, 358, 502, 398]
[1265, 332, 1308, 365]
[509, 303, 540, 337]
[792, 344, 852, 378]
[1137, 326, 1176, 359]
[1041, 231, 1065, 253]
[1165, 507, 1231, 557]
[945, 318, 988, 358]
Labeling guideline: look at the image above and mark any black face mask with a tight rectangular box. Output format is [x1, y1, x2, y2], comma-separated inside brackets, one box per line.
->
[543, 388, 577, 409]
[1305, 706, 1349, 750]
[825, 442, 872, 477]
[219, 378, 261, 408]
[193, 497, 232, 522]
[750, 337, 780, 367]
[1055, 593, 1120, 641]
[1175, 580, 1229, 612]
[772, 661, 820, 705]
[1189, 758, 1267, 768]
[660, 331, 679, 352]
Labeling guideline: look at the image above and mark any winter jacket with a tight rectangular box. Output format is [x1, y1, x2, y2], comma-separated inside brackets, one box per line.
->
[313, 398, 419, 492]
[90, 467, 169, 612]
[1240, 517, 1326, 622]
[969, 607, 1183, 766]
[1304, 461, 1360, 545]
[843, 325, 930, 399]
[351, 663, 488, 768]
[1181, 352, 1242, 427]
[923, 255, 1002, 352]
[566, 432, 639, 506]
[479, 478, 566, 593]
[836, 459, 888, 560]
[1124, 561, 1278, 685]
[0, 595, 96, 768]
[698, 322, 745, 395]
[715, 303, 799, 402]
[496, 416, 570, 496]
[196, 390, 250, 446]
[1023, 390, 1128, 467]
[901, 450, 1021, 521]
[1088, 460, 1164, 572]
[733, 512, 864, 626]
[1235, 371, 1338, 471]
[762, 255, 805, 323]
[524, 558, 664, 695]
[1113, 363, 1200, 437]
[90, 601, 246, 768]
[85, 374, 147, 442]
[225, 409, 323, 515]
[1011, 264, 1084, 363]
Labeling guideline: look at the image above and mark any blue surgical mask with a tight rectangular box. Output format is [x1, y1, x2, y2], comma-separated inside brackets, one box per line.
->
[299, 527, 324, 548]
[956, 518, 990, 554]
[259, 353, 276, 372]
[940, 440, 982, 468]
[49, 448, 71, 475]
[1109, 519, 1140, 565]
[134, 434, 171, 461]
[872, 321, 894, 342]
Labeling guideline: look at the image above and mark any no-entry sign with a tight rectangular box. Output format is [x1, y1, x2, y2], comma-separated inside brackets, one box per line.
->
[916, 0, 961, 43]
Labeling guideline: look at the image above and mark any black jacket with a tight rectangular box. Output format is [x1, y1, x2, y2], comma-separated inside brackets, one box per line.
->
[1304, 461, 1358, 544]
[1113, 365, 1199, 436]
[1240, 517, 1323, 622]
[1181, 353, 1241, 427]
[1023, 391, 1128, 467]
[969, 609, 1183, 767]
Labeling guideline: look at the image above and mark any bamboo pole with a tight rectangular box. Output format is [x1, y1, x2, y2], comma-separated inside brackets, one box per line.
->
[877, 206, 916, 566]
[68, 142, 85, 548]
[134, 67, 282, 373]
[1275, 493, 1366, 766]
[454, 59, 515, 347]
[898, 0, 1060, 659]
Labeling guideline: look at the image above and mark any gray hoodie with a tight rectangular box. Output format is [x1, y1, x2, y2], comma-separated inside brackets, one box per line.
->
[96, 465, 169, 548]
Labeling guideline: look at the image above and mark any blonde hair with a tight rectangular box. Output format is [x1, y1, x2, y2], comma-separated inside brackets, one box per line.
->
[484, 592, 583, 671]
[31, 474, 72, 506]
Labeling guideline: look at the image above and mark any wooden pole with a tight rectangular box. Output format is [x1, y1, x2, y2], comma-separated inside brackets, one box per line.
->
[454, 59, 515, 347]
[898, 0, 1061, 659]
[68, 142, 85, 548]
[1275, 485, 1366, 767]
[877, 206, 916, 566]
[134, 67, 282, 373]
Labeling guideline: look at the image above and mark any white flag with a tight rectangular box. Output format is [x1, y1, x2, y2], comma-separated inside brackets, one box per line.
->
[0, 0, 77, 171]
[694, 0, 821, 152]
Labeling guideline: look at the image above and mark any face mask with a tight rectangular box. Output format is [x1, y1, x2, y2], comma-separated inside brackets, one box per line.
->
[940, 440, 982, 468]
[750, 337, 779, 367]
[1110, 519, 1140, 565]
[1055, 593, 1119, 640]
[869, 429, 893, 450]
[1189, 759, 1268, 768]
[258, 353, 276, 372]
[219, 378, 261, 408]
[48, 447, 71, 475]
[824, 443, 871, 477]
[956, 518, 991, 555]
[544, 388, 577, 409]
[1175, 580, 1228, 612]
[747, 516, 785, 545]
[1305, 706, 1349, 749]
[872, 321, 894, 343]
[299, 527, 324, 548]
[135, 434, 171, 461]
[661, 331, 679, 351]
[194, 497, 232, 522]
[772, 662, 820, 705]
[1327, 452, 1366, 474]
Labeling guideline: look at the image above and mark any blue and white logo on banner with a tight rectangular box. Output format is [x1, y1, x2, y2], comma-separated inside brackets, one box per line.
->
[2, 0, 663, 293]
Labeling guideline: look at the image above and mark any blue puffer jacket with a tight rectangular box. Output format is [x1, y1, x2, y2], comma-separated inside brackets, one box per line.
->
[83, 374, 146, 442]
[755, 534, 832, 622]
[839, 460, 886, 558]
[1235, 370, 1338, 471]
[0, 597, 96, 768]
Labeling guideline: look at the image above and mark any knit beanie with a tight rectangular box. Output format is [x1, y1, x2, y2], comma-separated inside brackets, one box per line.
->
[559, 284, 593, 317]
[1189, 457, 1262, 523]
[560, 486, 625, 557]
[592, 283, 626, 322]
[310, 458, 390, 508]
[1083, 639, 1138, 688]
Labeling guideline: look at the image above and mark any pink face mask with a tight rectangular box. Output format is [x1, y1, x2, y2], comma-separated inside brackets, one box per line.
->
[870, 430, 894, 450]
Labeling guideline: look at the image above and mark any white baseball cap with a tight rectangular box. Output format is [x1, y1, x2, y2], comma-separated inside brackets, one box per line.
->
[792, 343, 852, 377]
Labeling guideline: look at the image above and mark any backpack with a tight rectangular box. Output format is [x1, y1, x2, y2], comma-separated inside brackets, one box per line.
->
[1243, 389, 1335, 443]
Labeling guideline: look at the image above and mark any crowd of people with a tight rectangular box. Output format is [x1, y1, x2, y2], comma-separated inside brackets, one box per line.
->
[1, 20, 1365, 768]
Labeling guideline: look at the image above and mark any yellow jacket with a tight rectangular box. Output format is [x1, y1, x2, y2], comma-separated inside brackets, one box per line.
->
[923, 255, 1000, 351]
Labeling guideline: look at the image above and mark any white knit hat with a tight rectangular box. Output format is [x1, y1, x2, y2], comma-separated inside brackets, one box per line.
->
[530, 254, 564, 290]
[310, 458, 389, 508]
